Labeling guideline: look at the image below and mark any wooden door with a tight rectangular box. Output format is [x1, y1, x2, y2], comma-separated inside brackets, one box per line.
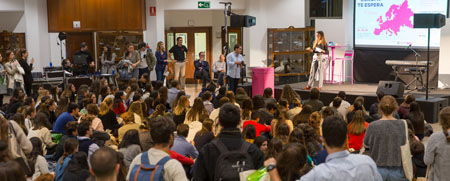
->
[166, 27, 212, 83]
[221, 27, 242, 54]
[66, 32, 94, 62]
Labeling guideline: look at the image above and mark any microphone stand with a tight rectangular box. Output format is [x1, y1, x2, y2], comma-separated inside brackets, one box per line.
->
[406, 45, 424, 93]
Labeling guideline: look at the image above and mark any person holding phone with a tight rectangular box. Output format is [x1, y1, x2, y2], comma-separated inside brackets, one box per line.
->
[304, 31, 329, 91]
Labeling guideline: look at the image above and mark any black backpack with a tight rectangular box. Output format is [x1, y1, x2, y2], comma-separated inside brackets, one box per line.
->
[213, 139, 255, 181]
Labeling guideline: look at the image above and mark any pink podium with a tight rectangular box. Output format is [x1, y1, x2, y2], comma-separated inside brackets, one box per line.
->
[252, 67, 274, 97]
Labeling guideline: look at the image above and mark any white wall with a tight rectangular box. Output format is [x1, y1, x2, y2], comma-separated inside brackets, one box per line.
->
[315, 0, 354, 82]
[438, 18, 450, 88]
[0, 0, 24, 11]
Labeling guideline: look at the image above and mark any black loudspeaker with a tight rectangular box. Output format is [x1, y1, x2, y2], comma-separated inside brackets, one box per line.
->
[231, 15, 256, 27]
[414, 14, 446, 28]
[416, 97, 448, 123]
[376, 81, 405, 98]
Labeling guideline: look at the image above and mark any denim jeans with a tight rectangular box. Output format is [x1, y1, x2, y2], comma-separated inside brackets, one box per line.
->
[217, 72, 225, 87]
[377, 166, 407, 181]
[156, 70, 165, 81]
[227, 76, 239, 94]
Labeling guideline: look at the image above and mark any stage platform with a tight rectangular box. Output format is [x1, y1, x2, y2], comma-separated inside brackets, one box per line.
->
[274, 82, 450, 123]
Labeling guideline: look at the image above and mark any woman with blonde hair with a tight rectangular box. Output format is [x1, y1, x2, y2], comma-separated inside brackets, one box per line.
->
[127, 101, 145, 125]
[173, 95, 189, 126]
[155, 41, 168, 81]
[98, 97, 119, 135]
[36, 89, 49, 108]
[118, 112, 140, 143]
[304, 31, 328, 90]
[271, 108, 293, 137]
[185, 97, 207, 124]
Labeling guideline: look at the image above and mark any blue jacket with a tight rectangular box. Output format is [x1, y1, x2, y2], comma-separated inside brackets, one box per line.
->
[155, 51, 168, 71]
[194, 59, 210, 79]
[55, 155, 72, 181]
[53, 112, 75, 135]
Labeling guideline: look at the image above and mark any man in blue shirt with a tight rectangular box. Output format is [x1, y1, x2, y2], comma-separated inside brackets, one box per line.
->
[226, 44, 244, 93]
[171, 124, 198, 159]
[265, 115, 382, 181]
[53, 103, 79, 135]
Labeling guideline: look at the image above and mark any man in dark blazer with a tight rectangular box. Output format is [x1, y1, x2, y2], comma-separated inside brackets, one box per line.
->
[194, 52, 211, 88]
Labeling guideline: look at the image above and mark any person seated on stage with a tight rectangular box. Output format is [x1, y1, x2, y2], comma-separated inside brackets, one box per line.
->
[303, 88, 324, 112]
[194, 51, 211, 88]
[73, 42, 94, 75]
[213, 54, 226, 87]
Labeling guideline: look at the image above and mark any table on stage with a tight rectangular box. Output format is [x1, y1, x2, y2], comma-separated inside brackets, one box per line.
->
[326, 45, 346, 84]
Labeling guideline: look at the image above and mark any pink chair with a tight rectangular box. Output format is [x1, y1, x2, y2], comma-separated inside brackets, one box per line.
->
[334, 50, 354, 84]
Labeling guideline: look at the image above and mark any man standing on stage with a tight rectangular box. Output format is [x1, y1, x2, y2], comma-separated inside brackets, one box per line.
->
[194, 52, 211, 88]
[226, 44, 244, 93]
[169, 37, 188, 90]
[74, 42, 95, 75]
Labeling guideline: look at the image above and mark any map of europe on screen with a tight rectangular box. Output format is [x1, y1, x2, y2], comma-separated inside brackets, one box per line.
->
[374, 0, 414, 36]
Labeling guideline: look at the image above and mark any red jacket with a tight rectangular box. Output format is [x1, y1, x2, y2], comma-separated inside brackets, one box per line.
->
[348, 122, 369, 151]
[243, 120, 271, 137]
[169, 150, 194, 165]
[112, 102, 126, 115]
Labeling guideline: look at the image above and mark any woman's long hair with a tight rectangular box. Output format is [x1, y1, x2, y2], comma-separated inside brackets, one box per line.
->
[439, 107, 450, 143]
[12, 113, 27, 135]
[55, 96, 69, 118]
[280, 85, 301, 106]
[156, 41, 165, 52]
[118, 129, 142, 150]
[113, 91, 124, 110]
[173, 96, 189, 115]
[149, 104, 166, 119]
[293, 105, 313, 126]
[265, 137, 283, 160]
[348, 110, 366, 135]
[241, 98, 253, 120]
[309, 112, 322, 136]
[289, 128, 307, 153]
[26, 137, 43, 171]
[99, 97, 113, 116]
[276, 123, 290, 144]
[273, 108, 289, 136]
[32, 112, 48, 130]
[172, 91, 186, 108]
[242, 124, 256, 141]
[128, 101, 145, 120]
[104, 45, 113, 61]
[276, 143, 307, 181]
[196, 119, 213, 137]
[313, 31, 327, 48]
[186, 98, 207, 123]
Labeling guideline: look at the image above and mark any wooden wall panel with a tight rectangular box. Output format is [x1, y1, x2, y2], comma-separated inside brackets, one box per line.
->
[47, 0, 145, 32]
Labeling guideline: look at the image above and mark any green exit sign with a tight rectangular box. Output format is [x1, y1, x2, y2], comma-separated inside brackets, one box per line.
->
[198, 1, 210, 8]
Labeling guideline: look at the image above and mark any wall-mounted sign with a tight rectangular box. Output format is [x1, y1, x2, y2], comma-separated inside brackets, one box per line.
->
[198, 1, 210, 9]
[150, 6, 156, 16]
[73, 21, 81, 29]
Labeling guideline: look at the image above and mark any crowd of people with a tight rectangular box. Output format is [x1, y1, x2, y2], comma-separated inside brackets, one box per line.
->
[0, 45, 450, 181]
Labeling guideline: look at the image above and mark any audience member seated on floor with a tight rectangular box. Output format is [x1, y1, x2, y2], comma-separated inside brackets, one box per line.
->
[77, 121, 99, 165]
[369, 91, 385, 120]
[243, 124, 257, 143]
[172, 95, 189, 126]
[235, 87, 250, 107]
[27, 137, 50, 180]
[53, 103, 79, 135]
[264, 143, 308, 181]
[194, 103, 264, 180]
[309, 111, 322, 136]
[98, 97, 120, 136]
[346, 101, 374, 123]
[263, 88, 277, 106]
[280, 85, 302, 109]
[271, 108, 294, 138]
[171, 124, 199, 159]
[329, 91, 351, 117]
[0, 160, 26, 181]
[298, 124, 323, 163]
[55, 138, 78, 181]
[127, 116, 188, 181]
[168, 80, 181, 108]
[90, 147, 120, 181]
[202, 91, 214, 115]
[259, 100, 277, 126]
[27, 112, 56, 155]
[193, 118, 215, 151]
[299, 116, 382, 180]
[347, 110, 369, 153]
[287, 98, 303, 120]
[398, 94, 415, 119]
[243, 110, 271, 137]
[254, 136, 269, 155]
[364, 95, 408, 181]
[118, 129, 142, 167]
[241, 98, 253, 122]
[118, 112, 140, 143]
[293, 105, 313, 126]
[424, 107, 450, 181]
[405, 101, 425, 140]
[304, 88, 324, 112]
[62, 151, 91, 181]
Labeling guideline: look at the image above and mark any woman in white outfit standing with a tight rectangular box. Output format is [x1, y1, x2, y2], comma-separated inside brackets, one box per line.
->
[304, 31, 328, 91]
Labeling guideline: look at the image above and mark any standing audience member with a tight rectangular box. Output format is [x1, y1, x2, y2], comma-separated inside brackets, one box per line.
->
[0, 53, 8, 105]
[4, 50, 24, 94]
[213, 54, 226, 87]
[226, 44, 244, 93]
[16, 48, 33, 96]
[123, 43, 141, 79]
[424, 107, 450, 181]
[155, 41, 168, 81]
[398, 94, 415, 119]
[100, 45, 116, 74]
[118, 129, 142, 167]
[53, 103, 79, 135]
[405, 101, 425, 140]
[127, 116, 188, 180]
[27, 137, 50, 180]
[194, 103, 264, 180]
[62, 152, 91, 181]
[364, 95, 408, 180]
[171, 124, 199, 159]
[169, 37, 188, 90]
[304, 88, 324, 112]
[90, 147, 121, 181]
[137, 42, 156, 79]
